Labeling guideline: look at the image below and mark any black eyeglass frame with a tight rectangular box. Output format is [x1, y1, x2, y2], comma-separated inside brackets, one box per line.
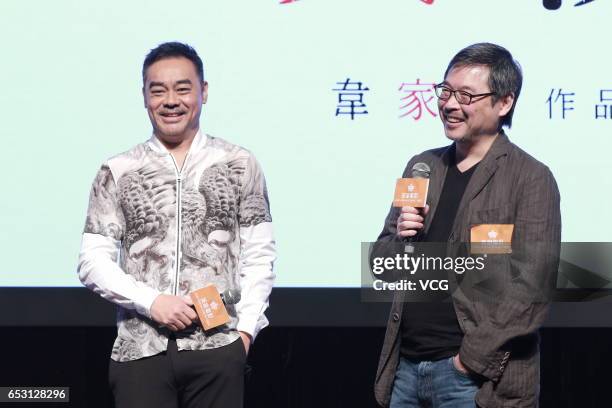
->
[433, 84, 496, 105]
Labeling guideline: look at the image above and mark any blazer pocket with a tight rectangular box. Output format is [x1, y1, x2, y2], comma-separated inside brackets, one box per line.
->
[470, 203, 514, 225]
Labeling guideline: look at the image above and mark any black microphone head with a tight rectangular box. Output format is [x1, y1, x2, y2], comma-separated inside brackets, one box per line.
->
[221, 288, 241, 304]
[543, 0, 562, 10]
[411, 162, 431, 179]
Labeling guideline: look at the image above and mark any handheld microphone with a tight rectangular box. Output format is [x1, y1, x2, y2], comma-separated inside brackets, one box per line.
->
[405, 162, 431, 251]
[411, 162, 430, 180]
[220, 288, 241, 305]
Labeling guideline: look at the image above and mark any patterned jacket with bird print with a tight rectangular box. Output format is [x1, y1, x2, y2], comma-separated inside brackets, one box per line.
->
[78, 131, 276, 362]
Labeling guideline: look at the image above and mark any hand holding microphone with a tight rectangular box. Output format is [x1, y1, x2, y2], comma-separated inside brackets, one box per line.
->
[397, 204, 430, 239]
[393, 162, 431, 242]
[151, 288, 241, 332]
[150, 294, 199, 332]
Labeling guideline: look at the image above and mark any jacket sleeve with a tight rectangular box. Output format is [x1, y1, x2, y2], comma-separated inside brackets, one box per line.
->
[235, 154, 276, 340]
[458, 165, 561, 382]
[77, 164, 161, 318]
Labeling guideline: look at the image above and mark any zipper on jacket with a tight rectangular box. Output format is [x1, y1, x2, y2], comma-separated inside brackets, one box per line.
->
[169, 154, 187, 296]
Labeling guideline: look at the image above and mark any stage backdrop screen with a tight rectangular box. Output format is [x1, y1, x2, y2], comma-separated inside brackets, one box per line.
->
[0, 0, 610, 288]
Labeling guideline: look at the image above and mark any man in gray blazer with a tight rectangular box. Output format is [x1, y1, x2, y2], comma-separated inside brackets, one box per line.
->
[373, 43, 561, 407]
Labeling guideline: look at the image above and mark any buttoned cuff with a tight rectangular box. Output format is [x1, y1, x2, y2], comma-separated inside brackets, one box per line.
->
[459, 341, 511, 383]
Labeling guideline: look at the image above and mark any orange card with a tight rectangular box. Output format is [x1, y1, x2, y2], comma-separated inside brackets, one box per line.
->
[470, 224, 514, 254]
[393, 178, 429, 208]
[190, 284, 230, 331]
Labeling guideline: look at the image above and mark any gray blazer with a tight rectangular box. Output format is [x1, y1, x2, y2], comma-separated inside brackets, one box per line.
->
[373, 133, 561, 408]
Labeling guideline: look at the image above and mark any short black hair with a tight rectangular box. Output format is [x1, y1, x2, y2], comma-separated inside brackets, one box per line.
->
[444, 43, 522, 128]
[142, 42, 204, 83]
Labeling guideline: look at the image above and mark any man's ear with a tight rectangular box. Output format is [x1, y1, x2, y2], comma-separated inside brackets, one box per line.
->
[498, 93, 515, 118]
[142, 86, 146, 108]
[201, 81, 209, 104]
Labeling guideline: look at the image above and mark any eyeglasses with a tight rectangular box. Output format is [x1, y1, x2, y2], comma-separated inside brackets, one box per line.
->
[433, 84, 496, 105]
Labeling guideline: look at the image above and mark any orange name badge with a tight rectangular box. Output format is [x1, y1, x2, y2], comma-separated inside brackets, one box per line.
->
[190, 284, 230, 331]
[393, 178, 430, 208]
[470, 224, 514, 254]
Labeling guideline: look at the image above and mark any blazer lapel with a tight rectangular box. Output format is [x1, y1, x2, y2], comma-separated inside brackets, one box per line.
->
[422, 147, 452, 234]
[452, 132, 512, 235]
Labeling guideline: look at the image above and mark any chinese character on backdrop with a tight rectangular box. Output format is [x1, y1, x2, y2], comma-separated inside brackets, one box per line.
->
[332, 78, 370, 120]
[547, 88, 575, 119]
[595, 89, 612, 119]
[543, 0, 595, 10]
[399, 79, 438, 120]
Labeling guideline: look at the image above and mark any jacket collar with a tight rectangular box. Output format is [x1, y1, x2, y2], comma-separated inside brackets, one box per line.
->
[146, 129, 208, 155]
[439, 131, 511, 171]
[458, 130, 511, 203]
[424, 131, 511, 234]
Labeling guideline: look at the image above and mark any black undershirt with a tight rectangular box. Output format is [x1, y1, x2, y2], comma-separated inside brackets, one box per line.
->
[400, 154, 478, 361]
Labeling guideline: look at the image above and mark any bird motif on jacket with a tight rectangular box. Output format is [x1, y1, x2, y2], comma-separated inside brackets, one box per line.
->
[117, 165, 175, 278]
[181, 159, 246, 280]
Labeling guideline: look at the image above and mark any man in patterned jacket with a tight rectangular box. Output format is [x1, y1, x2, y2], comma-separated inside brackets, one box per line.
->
[78, 42, 276, 408]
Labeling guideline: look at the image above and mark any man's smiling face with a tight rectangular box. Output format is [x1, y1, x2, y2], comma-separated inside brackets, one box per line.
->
[143, 57, 208, 145]
[438, 65, 511, 143]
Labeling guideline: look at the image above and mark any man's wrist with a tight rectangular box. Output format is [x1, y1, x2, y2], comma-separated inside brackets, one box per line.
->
[454, 354, 471, 374]
[238, 331, 253, 342]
